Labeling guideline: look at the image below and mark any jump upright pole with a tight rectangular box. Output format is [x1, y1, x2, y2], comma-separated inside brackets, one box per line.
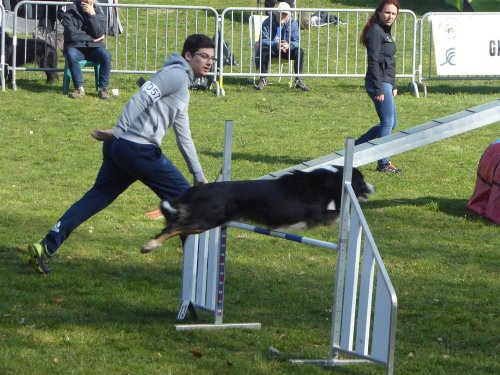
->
[175, 120, 261, 331]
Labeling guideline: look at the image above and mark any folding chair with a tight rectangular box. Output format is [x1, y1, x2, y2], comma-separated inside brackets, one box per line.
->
[62, 59, 100, 94]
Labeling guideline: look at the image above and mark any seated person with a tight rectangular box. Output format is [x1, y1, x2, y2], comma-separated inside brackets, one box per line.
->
[62, 0, 111, 99]
[255, 1, 309, 91]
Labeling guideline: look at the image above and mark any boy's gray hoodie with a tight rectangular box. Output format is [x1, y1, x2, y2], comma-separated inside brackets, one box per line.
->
[111, 53, 205, 183]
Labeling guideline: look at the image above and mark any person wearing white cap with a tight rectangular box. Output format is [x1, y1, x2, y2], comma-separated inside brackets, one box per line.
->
[264, 0, 295, 8]
[255, 1, 310, 91]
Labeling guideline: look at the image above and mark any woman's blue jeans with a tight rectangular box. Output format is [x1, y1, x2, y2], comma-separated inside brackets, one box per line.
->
[355, 81, 397, 166]
[65, 46, 111, 89]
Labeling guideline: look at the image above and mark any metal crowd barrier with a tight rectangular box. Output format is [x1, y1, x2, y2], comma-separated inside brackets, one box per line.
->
[1, 3, 5, 92]
[9, 1, 220, 92]
[6, 2, 423, 98]
[7, 0, 68, 90]
[219, 7, 418, 96]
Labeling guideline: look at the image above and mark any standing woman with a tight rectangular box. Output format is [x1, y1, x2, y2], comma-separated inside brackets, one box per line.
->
[356, 0, 402, 173]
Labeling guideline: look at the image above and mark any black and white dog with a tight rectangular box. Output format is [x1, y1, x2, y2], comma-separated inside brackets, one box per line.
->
[1, 27, 58, 84]
[141, 166, 374, 253]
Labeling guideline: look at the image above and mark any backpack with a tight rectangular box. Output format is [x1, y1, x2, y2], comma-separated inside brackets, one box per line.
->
[137, 71, 214, 92]
[213, 33, 238, 67]
[220, 39, 238, 66]
[190, 75, 214, 90]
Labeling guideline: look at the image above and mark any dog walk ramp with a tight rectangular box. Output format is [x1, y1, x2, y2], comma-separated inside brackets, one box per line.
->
[259, 99, 500, 179]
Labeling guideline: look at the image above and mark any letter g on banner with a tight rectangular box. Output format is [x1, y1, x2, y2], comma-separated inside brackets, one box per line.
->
[490, 40, 500, 57]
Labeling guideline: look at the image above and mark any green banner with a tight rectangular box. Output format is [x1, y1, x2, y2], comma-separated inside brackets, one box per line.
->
[445, 0, 464, 11]
[469, 0, 500, 11]
[445, 0, 500, 11]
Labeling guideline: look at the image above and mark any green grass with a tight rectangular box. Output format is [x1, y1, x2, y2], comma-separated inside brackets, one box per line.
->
[1, 1, 499, 375]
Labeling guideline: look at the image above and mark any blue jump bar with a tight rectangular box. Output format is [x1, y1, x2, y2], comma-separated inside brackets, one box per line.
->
[226, 221, 338, 251]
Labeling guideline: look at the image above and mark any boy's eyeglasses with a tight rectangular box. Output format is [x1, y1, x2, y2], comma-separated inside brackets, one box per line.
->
[193, 52, 217, 62]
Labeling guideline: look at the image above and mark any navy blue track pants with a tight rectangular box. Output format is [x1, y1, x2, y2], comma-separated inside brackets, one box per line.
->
[43, 138, 190, 254]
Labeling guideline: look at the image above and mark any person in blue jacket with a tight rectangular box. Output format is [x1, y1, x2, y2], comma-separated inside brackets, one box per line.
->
[28, 34, 215, 275]
[255, 1, 309, 91]
[355, 0, 402, 173]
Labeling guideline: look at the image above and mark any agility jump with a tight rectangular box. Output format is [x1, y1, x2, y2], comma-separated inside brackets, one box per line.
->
[174, 120, 347, 331]
[171, 128, 397, 375]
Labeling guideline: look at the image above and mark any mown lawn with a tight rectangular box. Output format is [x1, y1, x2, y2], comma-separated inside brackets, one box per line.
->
[1, 1, 499, 374]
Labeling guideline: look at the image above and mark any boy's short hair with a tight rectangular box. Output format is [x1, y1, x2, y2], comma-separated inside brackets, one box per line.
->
[182, 34, 215, 57]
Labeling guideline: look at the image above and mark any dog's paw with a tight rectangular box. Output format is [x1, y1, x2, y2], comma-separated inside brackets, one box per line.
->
[140, 240, 160, 254]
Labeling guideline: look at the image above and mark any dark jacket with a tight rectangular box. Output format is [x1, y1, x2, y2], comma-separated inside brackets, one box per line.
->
[364, 19, 397, 95]
[62, 0, 107, 50]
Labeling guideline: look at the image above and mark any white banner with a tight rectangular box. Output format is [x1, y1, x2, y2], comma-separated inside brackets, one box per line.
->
[431, 13, 500, 76]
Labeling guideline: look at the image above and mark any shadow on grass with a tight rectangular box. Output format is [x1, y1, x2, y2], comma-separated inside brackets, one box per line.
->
[0, 244, 182, 326]
[6, 78, 62, 93]
[0, 239, 335, 331]
[365, 196, 493, 222]
[219, 76, 254, 87]
[421, 83, 500, 96]
[201, 150, 309, 167]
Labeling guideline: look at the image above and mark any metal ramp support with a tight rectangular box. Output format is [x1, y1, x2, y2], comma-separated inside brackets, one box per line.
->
[260, 99, 500, 179]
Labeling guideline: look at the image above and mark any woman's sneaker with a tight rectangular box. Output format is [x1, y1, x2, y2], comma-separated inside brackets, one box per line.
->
[28, 242, 52, 275]
[376, 161, 402, 174]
